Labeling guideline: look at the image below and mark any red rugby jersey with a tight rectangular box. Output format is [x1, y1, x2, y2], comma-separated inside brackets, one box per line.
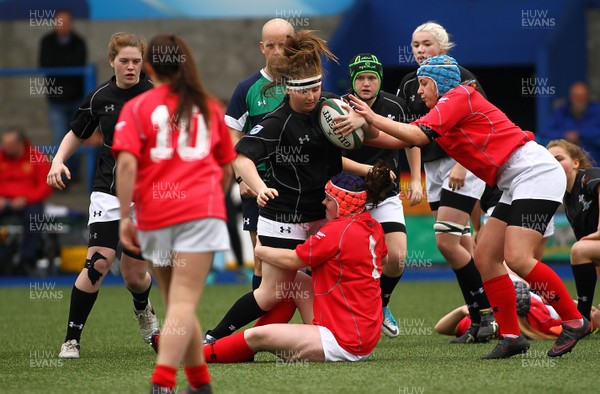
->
[413, 85, 534, 185]
[113, 85, 236, 230]
[295, 211, 386, 355]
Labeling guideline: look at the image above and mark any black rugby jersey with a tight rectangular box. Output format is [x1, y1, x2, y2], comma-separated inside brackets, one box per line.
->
[397, 66, 485, 162]
[341, 90, 407, 197]
[236, 96, 343, 223]
[70, 74, 153, 195]
[564, 168, 600, 240]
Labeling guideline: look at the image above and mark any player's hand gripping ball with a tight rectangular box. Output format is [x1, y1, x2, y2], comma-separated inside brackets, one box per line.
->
[319, 98, 364, 150]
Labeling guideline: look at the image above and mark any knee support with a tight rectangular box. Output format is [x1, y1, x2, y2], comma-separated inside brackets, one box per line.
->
[84, 252, 107, 285]
[433, 221, 467, 237]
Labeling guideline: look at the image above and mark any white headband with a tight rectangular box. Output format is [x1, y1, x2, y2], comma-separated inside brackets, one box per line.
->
[286, 75, 322, 90]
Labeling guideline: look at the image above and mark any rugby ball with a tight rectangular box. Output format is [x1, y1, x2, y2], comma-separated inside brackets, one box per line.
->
[319, 98, 364, 150]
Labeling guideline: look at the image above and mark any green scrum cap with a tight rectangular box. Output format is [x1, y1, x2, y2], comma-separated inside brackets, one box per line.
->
[348, 53, 383, 95]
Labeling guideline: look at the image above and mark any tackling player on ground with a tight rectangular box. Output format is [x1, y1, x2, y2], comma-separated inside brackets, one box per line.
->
[341, 53, 423, 338]
[203, 164, 390, 363]
[204, 30, 374, 343]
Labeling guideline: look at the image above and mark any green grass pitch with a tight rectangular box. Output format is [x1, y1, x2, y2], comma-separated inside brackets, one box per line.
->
[1, 279, 597, 393]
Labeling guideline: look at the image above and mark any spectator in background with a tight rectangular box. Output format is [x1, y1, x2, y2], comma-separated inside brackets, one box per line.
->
[39, 9, 87, 182]
[0, 126, 52, 275]
[543, 81, 600, 164]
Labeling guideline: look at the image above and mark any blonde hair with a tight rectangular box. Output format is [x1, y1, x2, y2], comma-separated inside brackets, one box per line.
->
[413, 21, 455, 52]
[108, 32, 147, 61]
[547, 139, 595, 168]
[517, 316, 557, 340]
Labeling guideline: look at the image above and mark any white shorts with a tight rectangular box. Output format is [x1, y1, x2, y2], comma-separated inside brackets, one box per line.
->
[367, 195, 406, 226]
[317, 325, 371, 362]
[424, 156, 486, 203]
[88, 192, 128, 225]
[138, 218, 229, 267]
[483, 207, 555, 238]
[257, 216, 327, 241]
[496, 141, 565, 204]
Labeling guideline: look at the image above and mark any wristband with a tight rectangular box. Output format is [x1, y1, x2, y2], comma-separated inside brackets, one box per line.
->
[235, 177, 243, 184]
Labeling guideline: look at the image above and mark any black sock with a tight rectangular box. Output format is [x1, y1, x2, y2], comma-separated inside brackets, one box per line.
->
[453, 258, 489, 324]
[65, 286, 99, 342]
[571, 262, 597, 320]
[252, 275, 262, 291]
[210, 291, 266, 339]
[130, 282, 151, 311]
[380, 273, 402, 308]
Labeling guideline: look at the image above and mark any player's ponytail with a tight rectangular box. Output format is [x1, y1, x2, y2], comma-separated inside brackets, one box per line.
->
[365, 160, 392, 208]
[265, 30, 337, 95]
[146, 34, 212, 128]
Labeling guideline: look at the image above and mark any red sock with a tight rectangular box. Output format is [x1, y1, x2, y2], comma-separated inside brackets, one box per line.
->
[525, 261, 582, 321]
[151, 364, 177, 388]
[184, 364, 210, 389]
[254, 299, 296, 326]
[203, 331, 256, 363]
[483, 274, 520, 336]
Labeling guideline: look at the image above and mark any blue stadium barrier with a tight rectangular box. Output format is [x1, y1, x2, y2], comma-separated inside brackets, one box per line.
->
[0, 263, 575, 287]
[0, 65, 97, 94]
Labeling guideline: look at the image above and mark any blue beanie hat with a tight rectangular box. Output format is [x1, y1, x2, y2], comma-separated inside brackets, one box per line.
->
[417, 55, 461, 97]
[348, 53, 383, 95]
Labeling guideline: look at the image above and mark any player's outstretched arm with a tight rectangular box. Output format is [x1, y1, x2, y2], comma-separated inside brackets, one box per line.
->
[335, 101, 378, 140]
[363, 132, 411, 149]
[341, 157, 374, 177]
[255, 244, 305, 271]
[434, 305, 469, 336]
[348, 94, 429, 147]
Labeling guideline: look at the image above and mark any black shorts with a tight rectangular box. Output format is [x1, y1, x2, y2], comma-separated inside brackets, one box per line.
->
[491, 200, 560, 235]
[88, 220, 144, 260]
[258, 235, 304, 250]
[430, 188, 478, 214]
